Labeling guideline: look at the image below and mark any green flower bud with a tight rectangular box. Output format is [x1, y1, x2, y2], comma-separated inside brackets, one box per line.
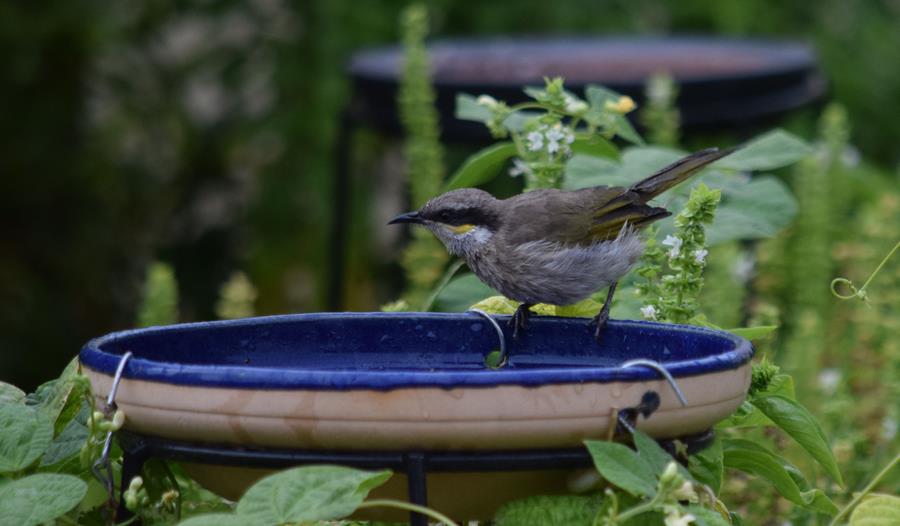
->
[128, 476, 144, 492]
[110, 410, 126, 431]
[660, 461, 679, 485]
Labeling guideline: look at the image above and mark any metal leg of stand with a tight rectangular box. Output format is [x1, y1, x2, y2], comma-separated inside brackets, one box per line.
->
[116, 441, 150, 524]
[405, 452, 429, 526]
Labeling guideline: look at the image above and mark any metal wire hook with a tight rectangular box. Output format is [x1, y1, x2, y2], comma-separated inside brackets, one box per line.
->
[92, 351, 132, 506]
[467, 309, 508, 368]
[620, 358, 689, 407]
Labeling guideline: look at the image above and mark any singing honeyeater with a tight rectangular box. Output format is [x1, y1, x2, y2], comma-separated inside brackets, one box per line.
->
[389, 147, 734, 341]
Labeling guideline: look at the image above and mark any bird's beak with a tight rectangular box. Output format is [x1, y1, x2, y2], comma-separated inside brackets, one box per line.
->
[388, 211, 423, 225]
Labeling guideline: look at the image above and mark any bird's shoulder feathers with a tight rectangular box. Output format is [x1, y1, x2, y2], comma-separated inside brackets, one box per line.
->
[498, 186, 669, 246]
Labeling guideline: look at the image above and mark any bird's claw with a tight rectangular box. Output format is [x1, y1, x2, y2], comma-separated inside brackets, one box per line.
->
[509, 304, 532, 340]
[589, 309, 610, 343]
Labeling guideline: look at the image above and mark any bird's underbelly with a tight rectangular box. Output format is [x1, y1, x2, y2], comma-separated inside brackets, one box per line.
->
[468, 235, 644, 305]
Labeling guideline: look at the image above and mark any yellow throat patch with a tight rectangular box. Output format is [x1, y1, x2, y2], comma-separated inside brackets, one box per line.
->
[450, 224, 475, 234]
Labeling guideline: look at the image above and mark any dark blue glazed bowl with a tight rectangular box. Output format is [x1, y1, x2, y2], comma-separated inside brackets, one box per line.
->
[80, 312, 752, 390]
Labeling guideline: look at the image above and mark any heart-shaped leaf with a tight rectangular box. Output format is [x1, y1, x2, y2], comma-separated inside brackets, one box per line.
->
[714, 129, 811, 171]
[445, 142, 517, 190]
[722, 438, 838, 515]
[850, 494, 900, 526]
[585, 440, 656, 497]
[235, 465, 391, 524]
[751, 395, 844, 486]
[0, 404, 54, 473]
[0, 473, 86, 526]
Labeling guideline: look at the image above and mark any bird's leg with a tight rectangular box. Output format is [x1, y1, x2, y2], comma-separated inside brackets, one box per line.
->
[510, 303, 534, 340]
[589, 282, 618, 342]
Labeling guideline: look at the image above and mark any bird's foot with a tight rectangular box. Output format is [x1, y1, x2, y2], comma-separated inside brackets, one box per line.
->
[588, 309, 610, 344]
[589, 282, 618, 345]
[509, 303, 533, 340]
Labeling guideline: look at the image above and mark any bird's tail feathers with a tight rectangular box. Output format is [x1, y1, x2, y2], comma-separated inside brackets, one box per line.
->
[630, 146, 738, 200]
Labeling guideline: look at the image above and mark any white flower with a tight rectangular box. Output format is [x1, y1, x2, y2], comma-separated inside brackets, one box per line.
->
[527, 131, 544, 152]
[640, 305, 658, 320]
[662, 235, 683, 259]
[882, 416, 897, 441]
[817, 368, 841, 394]
[564, 94, 588, 114]
[476, 95, 498, 108]
[672, 481, 698, 502]
[693, 249, 708, 264]
[508, 158, 532, 178]
[545, 126, 566, 154]
[664, 510, 696, 526]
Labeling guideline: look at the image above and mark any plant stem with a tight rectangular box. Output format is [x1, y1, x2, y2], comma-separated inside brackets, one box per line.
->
[356, 499, 460, 526]
[420, 258, 466, 311]
[509, 102, 550, 112]
[616, 494, 662, 522]
[831, 240, 899, 300]
[828, 452, 900, 526]
[859, 241, 899, 291]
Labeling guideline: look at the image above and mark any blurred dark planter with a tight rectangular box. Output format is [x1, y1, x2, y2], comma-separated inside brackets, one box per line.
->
[348, 35, 826, 140]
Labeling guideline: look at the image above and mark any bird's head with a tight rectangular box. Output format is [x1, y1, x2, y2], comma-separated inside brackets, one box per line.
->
[389, 188, 501, 257]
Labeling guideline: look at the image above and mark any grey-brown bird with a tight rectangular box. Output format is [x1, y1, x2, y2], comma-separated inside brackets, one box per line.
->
[390, 147, 734, 341]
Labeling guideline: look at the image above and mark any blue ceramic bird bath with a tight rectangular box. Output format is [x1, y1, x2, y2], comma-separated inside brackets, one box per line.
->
[80, 312, 753, 516]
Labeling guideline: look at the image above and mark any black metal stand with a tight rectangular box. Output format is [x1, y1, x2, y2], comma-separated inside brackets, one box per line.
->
[114, 427, 714, 526]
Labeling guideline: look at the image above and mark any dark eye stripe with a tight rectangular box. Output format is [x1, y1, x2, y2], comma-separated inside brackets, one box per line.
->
[424, 206, 500, 229]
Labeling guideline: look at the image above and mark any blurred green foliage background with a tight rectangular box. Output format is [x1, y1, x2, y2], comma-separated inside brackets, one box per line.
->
[2, 0, 899, 392]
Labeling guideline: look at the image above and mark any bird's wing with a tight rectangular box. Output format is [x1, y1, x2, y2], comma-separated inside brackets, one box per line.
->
[500, 186, 669, 246]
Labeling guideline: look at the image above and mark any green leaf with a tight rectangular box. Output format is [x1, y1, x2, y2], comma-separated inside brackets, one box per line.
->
[235, 466, 391, 524]
[0, 404, 54, 473]
[719, 400, 771, 428]
[722, 438, 838, 516]
[689, 437, 724, 494]
[0, 382, 26, 405]
[751, 395, 844, 486]
[714, 129, 812, 171]
[445, 142, 517, 190]
[584, 440, 657, 497]
[40, 406, 89, 468]
[632, 430, 685, 479]
[553, 297, 602, 318]
[613, 114, 645, 145]
[720, 375, 793, 428]
[705, 176, 798, 244]
[585, 85, 623, 109]
[494, 494, 606, 526]
[0, 473, 86, 526]
[727, 326, 777, 340]
[27, 357, 82, 426]
[570, 137, 619, 160]
[850, 494, 900, 526]
[432, 273, 497, 312]
[177, 513, 248, 526]
[455, 93, 492, 122]
[563, 153, 621, 190]
[687, 505, 731, 526]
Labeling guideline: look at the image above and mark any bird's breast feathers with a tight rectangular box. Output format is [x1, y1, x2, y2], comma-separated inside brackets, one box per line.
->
[467, 228, 644, 306]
